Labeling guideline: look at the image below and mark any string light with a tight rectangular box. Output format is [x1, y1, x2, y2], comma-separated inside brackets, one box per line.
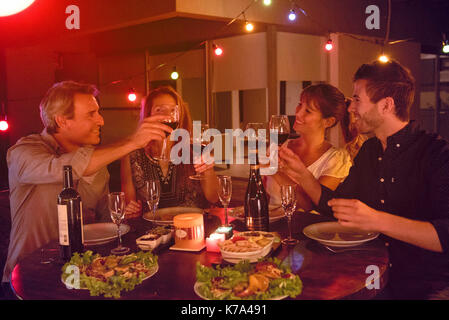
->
[0, 119, 8, 132]
[0, 103, 8, 132]
[325, 39, 333, 51]
[245, 21, 254, 32]
[170, 67, 179, 80]
[213, 44, 223, 56]
[443, 40, 449, 54]
[127, 88, 137, 102]
[378, 54, 389, 63]
[288, 9, 297, 21]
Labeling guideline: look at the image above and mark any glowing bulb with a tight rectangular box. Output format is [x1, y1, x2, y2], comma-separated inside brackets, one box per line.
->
[0, 120, 9, 131]
[245, 22, 254, 32]
[443, 41, 449, 54]
[378, 55, 389, 63]
[171, 70, 179, 80]
[288, 10, 297, 21]
[214, 46, 223, 56]
[263, 0, 272, 6]
[325, 40, 333, 51]
[0, 0, 35, 17]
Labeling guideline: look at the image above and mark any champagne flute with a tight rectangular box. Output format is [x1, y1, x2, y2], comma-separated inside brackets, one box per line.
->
[245, 122, 267, 163]
[108, 192, 130, 255]
[144, 180, 161, 225]
[269, 115, 290, 146]
[153, 104, 180, 161]
[280, 185, 299, 246]
[189, 123, 209, 180]
[217, 175, 232, 227]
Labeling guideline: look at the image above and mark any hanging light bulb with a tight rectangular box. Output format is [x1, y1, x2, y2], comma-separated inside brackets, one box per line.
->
[0, 119, 8, 132]
[325, 39, 333, 51]
[127, 88, 137, 102]
[443, 40, 449, 54]
[171, 67, 179, 80]
[263, 0, 272, 6]
[213, 44, 223, 56]
[288, 9, 297, 21]
[378, 54, 389, 63]
[245, 21, 254, 32]
[0, 103, 8, 132]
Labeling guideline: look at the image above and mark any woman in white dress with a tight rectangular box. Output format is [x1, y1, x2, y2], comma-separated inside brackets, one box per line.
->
[264, 84, 353, 211]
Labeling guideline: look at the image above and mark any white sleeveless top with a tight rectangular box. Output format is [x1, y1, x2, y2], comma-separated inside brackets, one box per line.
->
[264, 146, 352, 206]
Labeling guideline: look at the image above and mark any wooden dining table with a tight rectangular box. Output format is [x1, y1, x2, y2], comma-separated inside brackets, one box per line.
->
[9, 208, 389, 300]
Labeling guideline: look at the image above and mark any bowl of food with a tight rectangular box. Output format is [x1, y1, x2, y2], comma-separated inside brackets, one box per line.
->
[148, 226, 173, 244]
[218, 232, 274, 262]
[136, 233, 162, 251]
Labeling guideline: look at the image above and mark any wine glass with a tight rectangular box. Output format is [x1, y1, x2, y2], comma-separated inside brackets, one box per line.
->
[269, 115, 290, 146]
[108, 192, 130, 255]
[217, 175, 232, 227]
[143, 180, 161, 225]
[245, 122, 267, 163]
[189, 123, 209, 180]
[280, 185, 299, 246]
[153, 104, 180, 161]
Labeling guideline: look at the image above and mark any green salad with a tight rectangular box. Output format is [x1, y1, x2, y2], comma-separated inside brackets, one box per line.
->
[61, 250, 158, 299]
[196, 258, 302, 300]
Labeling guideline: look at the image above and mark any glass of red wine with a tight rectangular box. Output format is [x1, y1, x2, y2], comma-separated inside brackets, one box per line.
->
[269, 115, 290, 147]
[153, 104, 180, 161]
[189, 123, 209, 180]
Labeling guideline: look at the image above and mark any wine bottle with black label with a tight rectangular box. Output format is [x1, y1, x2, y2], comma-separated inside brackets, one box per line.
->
[57, 165, 84, 262]
[244, 152, 269, 231]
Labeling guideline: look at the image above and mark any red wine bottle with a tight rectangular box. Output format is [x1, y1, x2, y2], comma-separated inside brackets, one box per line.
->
[244, 154, 269, 231]
[57, 166, 84, 261]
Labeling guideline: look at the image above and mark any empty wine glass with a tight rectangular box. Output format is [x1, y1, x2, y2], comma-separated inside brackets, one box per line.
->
[269, 115, 290, 146]
[153, 104, 180, 161]
[189, 123, 210, 180]
[280, 185, 299, 246]
[217, 175, 232, 227]
[108, 192, 130, 255]
[143, 180, 161, 225]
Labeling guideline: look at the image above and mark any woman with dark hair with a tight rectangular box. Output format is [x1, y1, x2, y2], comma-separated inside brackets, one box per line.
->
[121, 86, 218, 217]
[265, 83, 353, 210]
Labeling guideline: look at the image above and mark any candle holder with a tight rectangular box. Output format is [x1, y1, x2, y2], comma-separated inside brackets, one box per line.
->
[206, 233, 225, 253]
[215, 225, 233, 240]
[170, 213, 205, 252]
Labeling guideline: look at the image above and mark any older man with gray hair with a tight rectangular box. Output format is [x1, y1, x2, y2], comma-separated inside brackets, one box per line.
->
[2, 81, 171, 284]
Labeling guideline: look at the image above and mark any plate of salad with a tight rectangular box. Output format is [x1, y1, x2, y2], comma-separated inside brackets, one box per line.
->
[195, 258, 302, 300]
[61, 250, 158, 298]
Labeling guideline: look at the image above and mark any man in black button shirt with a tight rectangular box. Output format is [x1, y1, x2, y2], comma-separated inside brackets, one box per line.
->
[279, 60, 449, 299]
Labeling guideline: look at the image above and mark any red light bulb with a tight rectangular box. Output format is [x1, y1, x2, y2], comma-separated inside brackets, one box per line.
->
[0, 120, 9, 131]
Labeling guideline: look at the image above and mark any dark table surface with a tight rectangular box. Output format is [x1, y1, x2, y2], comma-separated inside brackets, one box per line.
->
[10, 208, 389, 300]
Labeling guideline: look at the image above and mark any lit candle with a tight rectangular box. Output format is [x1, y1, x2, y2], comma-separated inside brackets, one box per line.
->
[206, 232, 225, 253]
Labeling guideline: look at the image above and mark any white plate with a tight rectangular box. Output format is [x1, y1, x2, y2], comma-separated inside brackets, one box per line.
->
[143, 207, 203, 224]
[83, 223, 130, 246]
[302, 222, 379, 248]
[194, 282, 287, 300]
[61, 264, 159, 290]
[229, 205, 284, 223]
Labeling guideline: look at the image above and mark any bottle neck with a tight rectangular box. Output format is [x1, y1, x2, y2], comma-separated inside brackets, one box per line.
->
[63, 166, 74, 189]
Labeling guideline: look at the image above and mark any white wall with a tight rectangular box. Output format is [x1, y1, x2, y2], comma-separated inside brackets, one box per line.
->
[212, 33, 267, 92]
[277, 32, 328, 82]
